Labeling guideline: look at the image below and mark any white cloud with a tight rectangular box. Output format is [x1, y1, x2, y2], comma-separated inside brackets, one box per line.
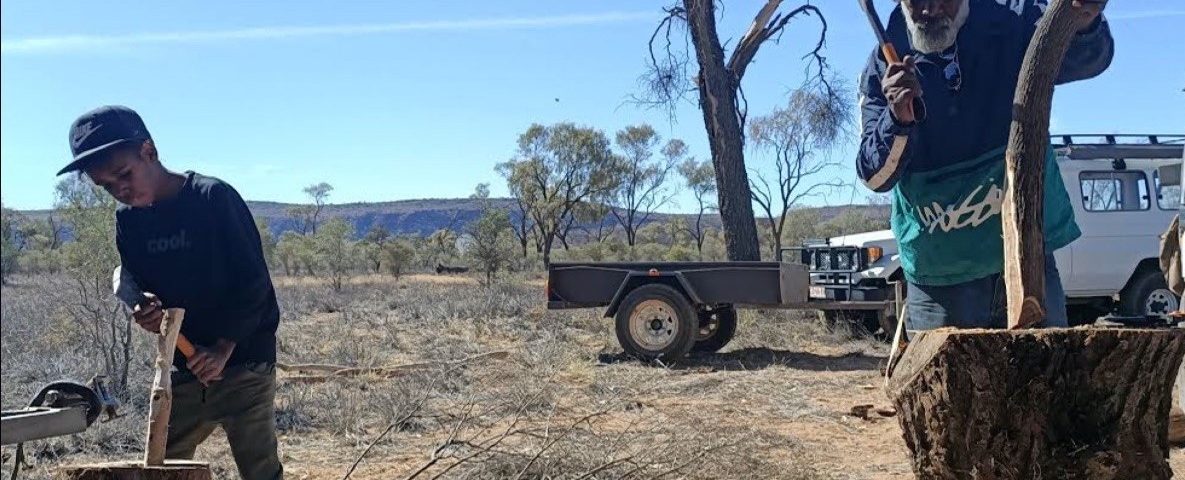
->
[1, 11, 654, 55]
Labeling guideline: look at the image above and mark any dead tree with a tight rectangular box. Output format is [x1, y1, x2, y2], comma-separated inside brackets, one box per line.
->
[639, 0, 830, 261]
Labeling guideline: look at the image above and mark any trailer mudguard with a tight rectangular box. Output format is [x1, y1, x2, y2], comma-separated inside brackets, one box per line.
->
[603, 272, 704, 318]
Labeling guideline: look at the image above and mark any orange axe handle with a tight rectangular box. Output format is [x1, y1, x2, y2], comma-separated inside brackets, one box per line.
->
[176, 334, 196, 358]
[880, 42, 901, 64]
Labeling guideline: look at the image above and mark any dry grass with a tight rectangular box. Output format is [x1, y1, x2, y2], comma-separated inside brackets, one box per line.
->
[4, 272, 1183, 479]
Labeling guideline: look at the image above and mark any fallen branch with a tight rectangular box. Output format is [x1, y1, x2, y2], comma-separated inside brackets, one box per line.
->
[282, 351, 511, 383]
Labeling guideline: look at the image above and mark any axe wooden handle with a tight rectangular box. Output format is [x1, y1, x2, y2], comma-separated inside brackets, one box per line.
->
[880, 42, 901, 64]
[176, 334, 196, 358]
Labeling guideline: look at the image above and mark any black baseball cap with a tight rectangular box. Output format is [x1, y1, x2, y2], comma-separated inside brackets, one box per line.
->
[57, 105, 152, 176]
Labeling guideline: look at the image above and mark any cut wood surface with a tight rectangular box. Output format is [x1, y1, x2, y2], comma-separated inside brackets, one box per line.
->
[1001, 0, 1082, 328]
[144, 309, 184, 466]
[56, 461, 211, 480]
[887, 328, 1185, 479]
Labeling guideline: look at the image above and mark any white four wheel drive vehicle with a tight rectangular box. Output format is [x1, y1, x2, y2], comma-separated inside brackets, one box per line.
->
[806, 134, 1185, 328]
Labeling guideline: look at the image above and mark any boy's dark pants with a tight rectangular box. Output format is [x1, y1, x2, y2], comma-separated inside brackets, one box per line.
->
[166, 362, 283, 480]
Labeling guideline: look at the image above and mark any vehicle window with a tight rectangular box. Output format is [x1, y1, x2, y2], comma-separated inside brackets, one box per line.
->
[1153, 170, 1183, 210]
[1079, 171, 1150, 212]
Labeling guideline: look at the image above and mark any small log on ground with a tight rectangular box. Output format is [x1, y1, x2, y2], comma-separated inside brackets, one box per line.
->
[56, 461, 211, 480]
[886, 328, 1185, 479]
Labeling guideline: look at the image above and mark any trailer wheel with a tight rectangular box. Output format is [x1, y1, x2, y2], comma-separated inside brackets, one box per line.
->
[614, 284, 698, 362]
[692, 306, 737, 353]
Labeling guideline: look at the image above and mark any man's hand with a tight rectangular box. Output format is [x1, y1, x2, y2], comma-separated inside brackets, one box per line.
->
[132, 293, 164, 334]
[1071, 0, 1106, 32]
[187, 339, 235, 385]
[882, 55, 922, 125]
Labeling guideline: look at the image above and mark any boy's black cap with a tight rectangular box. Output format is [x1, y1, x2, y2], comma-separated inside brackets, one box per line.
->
[57, 105, 152, 176]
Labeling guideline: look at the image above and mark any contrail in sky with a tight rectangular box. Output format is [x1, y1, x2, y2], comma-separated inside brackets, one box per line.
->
[1, 11, 654, 55]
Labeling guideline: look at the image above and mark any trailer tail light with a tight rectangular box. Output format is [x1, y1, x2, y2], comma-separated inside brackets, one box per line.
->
[866, 246, 884, 264]
[648, 268, 660, 277]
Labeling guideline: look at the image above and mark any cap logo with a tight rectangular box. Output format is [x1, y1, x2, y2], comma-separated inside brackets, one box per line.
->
[71, 121, 101, 149]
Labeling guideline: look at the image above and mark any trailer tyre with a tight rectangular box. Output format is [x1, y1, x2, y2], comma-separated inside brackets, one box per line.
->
[615, 284, 698, 362]
[692, 306, 738, 353]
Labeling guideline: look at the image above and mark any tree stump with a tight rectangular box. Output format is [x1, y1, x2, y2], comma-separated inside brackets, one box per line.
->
[55, 461, 211, 480]
[886, 328, 1185, 479]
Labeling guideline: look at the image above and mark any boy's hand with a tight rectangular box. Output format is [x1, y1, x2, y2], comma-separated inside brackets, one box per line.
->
[187, 339, 235, 385]
[133, 293, 164, 334]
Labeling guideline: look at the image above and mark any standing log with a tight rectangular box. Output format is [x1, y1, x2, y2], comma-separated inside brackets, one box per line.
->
[1002, 0, 1082, 328]
[145, 308, 184, 465]
[887, 328, 1185, 479]
[57, 309, 211, 480]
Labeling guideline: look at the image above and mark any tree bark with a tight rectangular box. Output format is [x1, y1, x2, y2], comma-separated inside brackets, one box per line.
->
[887, 328, 1185, 479]
[1002, 0, 1081, 328]
[683, 0, 762, 261]
[57, 461, 211, 480]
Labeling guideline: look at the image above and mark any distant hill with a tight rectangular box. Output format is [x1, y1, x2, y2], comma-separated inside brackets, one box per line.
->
[15, 198, 890, 239]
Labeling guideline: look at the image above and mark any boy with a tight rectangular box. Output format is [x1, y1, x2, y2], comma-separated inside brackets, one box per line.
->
[58, 105, 283, 480]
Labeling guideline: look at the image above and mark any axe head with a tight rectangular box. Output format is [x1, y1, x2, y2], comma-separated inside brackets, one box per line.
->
[112, 265, 143, 309]
[857, 0, 892, 46]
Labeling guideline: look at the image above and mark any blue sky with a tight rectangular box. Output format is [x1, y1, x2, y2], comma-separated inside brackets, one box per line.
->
[2, 0, 1183, 212]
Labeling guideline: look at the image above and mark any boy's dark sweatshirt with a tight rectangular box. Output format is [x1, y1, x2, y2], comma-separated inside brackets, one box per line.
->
[116, 171, 279, 372]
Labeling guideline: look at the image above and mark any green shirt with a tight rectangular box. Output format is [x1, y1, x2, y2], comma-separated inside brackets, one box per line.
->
[890, 146, 1080, 286]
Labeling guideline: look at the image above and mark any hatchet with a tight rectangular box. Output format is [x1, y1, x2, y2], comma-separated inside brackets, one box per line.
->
[112, 266, 196, 358]
[858, 0, 915, 120]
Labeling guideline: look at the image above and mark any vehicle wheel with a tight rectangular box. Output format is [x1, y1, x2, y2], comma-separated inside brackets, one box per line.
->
[614, 284, 698, 362]
[1120, 269, 1181, 319]
[823, 310, 883, 336]
[691, 306, 738, 353]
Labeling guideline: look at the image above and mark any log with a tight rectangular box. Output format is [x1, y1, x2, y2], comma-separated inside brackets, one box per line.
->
[886, 328, 1185, 479]
[1172, 361, 1185, 445]
[56, 461, 210, 480]
[145, 309, 184, 466]
[1001, 0, 1082, 328]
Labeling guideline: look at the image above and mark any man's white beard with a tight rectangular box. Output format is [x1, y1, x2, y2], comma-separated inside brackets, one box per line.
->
[904, 0, 970, 54]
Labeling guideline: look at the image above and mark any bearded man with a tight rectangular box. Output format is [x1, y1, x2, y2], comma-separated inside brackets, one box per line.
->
[855, 0, 1112, 330]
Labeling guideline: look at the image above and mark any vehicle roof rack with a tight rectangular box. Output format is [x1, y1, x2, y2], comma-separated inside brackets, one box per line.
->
[1051, 134, 1185, 146]
[1051, 134, 1184, 161]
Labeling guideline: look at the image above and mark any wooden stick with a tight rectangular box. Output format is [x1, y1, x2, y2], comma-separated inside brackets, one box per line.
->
[277, 351, 512, 382]
[144, 308, 185, 466]
[1003, 0, 1082, 329]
